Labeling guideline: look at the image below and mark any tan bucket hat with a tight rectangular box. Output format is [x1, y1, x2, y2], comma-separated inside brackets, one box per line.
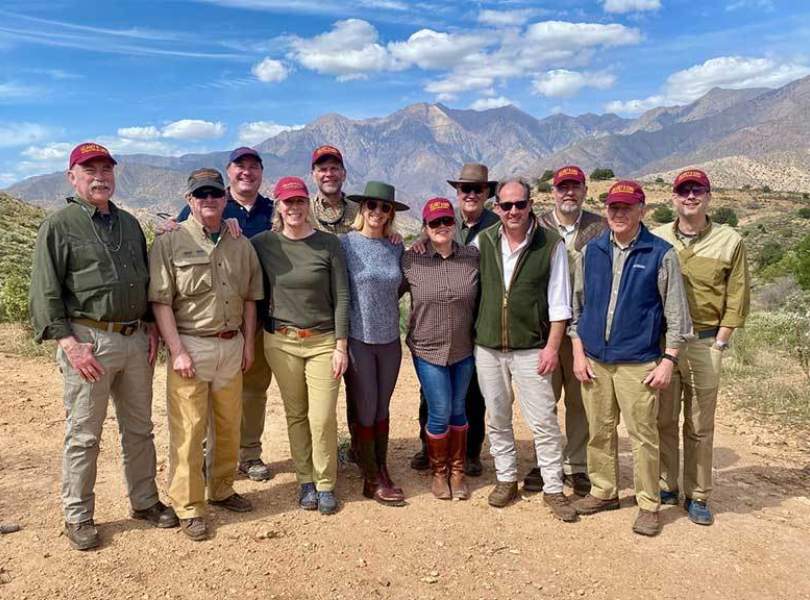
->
[447, 163, 497, 198]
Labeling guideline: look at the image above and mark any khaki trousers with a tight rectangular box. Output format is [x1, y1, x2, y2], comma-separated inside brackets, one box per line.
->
[166, 334, 243, 519]
[552, 336, 588, 475]
[239, 328, 273, 462]
[265, 330, 339, 492]
[57, 323, 158, 524]
[582, 359, 660, 512]
[659, 337, 723, 501]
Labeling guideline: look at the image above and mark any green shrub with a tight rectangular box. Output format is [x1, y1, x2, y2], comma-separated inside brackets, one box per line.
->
[758, 241, 784, 270]
[742, 184, 752, 191]
[803, 192, 809, 200]
[536, 181, 552, 193]
[762, 185, 772, 193]
[794, 234, 810, 291]
[713, 207, 738, 227]
[590, 168, 615, 181]
[0, 272, 29, 322]
[798, 207, 810, 219]
[598, 192, 608, 202]
[651, 205, 674, 223]
[540, 169, 554, 182]
[655, 177, 665, 184]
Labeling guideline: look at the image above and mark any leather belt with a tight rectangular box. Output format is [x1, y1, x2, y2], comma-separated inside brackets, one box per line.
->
[73, 318, 141, 337]
[202, 330, 239, 340]
[697, 328, 719, 339]
[275, 325, 321, 339]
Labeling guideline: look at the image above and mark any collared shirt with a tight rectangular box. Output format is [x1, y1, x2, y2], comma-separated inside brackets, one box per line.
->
[177, 188, 273, 240]
[473, 220, 572, 322]
[310, 193, 358, 235]
[454, 206, 499, 245]
[148, 217, 263, 336]
[569, 227, 692, 349]
[551, 209, 583, 247]
[652, 218, 750, 331]
[401, 242, 480, 366]
[30, 196, 151, 342]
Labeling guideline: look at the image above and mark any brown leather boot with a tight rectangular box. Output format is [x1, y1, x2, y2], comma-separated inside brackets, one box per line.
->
[426, 431, 451, 500]
[448, 424, 470, 500]
[374, 420, 405, 506]
[355, 425, 379, 498]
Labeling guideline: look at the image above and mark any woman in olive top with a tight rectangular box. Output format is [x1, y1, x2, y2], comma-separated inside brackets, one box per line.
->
[251, 176, 349, 515]
[401, 198, 480, 500]
[340, 181, 409, 506]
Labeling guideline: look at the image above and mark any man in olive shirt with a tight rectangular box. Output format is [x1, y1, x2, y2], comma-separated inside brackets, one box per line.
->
[310, 145, 358, 234]
[29, 142, 177, 551]
[150, 168, 263, 541]
[653, 169, 750, 526]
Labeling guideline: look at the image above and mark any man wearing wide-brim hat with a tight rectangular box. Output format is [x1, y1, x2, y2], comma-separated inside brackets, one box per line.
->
[409, 163, 500, 478]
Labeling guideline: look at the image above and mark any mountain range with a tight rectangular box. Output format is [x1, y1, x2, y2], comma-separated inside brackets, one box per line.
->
[6, 75, 810, 214]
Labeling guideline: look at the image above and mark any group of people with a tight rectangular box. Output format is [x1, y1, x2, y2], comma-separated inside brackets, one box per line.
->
[29, 140, 749, 550]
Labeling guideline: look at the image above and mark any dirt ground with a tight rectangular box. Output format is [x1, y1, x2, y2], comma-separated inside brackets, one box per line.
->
[1, 346, 809, 600]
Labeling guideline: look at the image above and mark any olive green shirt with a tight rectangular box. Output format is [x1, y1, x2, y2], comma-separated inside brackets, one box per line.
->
[148, 217, 263, 336]
[310, 192, 358, 235]
[29, 196, 150, 343]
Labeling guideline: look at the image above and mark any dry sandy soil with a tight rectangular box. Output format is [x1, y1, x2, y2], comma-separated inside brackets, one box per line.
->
[1, 344, 809, 600]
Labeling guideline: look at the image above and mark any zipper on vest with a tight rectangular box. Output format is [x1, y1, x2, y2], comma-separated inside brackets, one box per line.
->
[501, 293, 509, 351]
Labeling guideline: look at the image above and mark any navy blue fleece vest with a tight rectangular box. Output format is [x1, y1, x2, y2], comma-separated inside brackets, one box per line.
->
[578, 224, 672, 363]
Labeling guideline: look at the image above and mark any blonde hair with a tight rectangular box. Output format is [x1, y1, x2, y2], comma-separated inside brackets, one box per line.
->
[272, 197, 312, 232]
[352, 200, 397, 237]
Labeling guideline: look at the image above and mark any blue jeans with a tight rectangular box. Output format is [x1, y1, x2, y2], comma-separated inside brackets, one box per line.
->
[412, 355, 475, 435]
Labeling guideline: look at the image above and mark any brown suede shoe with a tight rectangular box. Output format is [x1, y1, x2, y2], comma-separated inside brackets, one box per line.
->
[208, 492, 253, 513]
[573, 494, 621, 515]
[543, 492, 579, 522]
[180, 517, 208, 541]
[64, 520, 99, 551]
[488, 481, 518, 508]
[632, 509, 661, 536]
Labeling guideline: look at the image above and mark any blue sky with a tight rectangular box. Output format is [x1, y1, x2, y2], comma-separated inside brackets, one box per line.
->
[1, 0, 809, 186]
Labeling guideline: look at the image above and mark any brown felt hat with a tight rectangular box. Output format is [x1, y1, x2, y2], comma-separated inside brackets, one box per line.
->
[447, 163, 497, 199]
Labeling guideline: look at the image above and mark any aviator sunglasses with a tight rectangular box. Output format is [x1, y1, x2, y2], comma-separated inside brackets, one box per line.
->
[676, 185, 709, 198]
[365, 199, 393, 214]
[496, 200, 529, 211]
[427, 216, 455, 228]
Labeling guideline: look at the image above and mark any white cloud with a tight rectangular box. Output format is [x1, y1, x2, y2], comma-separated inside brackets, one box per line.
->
[524, 21, 642, 52]
[388, 29, 489, 70]
[532, 69, 616, 98]
[161, 119, 226, 140]
[287, 19, 399, 81]
[21, 142, 72, 161]
[602, 0, 661, 13]
[0, 122, 56, 148]
[469, 96, 515, 110]
[424, 72, 495, 101]
[726, 0, 774, 11]
[477, 9, 536, 27]
[0, 81, 38, 99]
[251, 57, 289, 82]
[117, 126, 161, 140]
[238, 121, 305, 145]
[605, 55, 810, 114]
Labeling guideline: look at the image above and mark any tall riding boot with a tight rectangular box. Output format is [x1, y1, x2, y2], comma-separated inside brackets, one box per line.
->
[426, 430, 452, 500]
[348, 422, 359, 464]
[374, 419, 405, 505]
[448, 424, 470, 500]
[355, 425, 380, 500]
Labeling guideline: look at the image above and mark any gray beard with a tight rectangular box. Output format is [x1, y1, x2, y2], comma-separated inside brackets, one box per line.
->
[558, 202, 581, 215]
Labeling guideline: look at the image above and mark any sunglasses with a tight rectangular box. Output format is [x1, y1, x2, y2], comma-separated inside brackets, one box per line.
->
[676, 185, 709, 198]
[365, 199, 393, 214]
[496, 200, 529, 211]
[427, 216, 455, 229]
[459, 183, 486, 195]
[191, 189, 225, 200]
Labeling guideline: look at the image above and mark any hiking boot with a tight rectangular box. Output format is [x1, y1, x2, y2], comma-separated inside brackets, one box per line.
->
[632, 509, 661, 536]
[543, 492, 579, 522]
[464, 455, 483, 477]
[448, 425, 470, 500]
[317, 491, 338, 515]
[208, 492, 253, 513]
[523, 467, 544, 492]
[660, 490, 679, 505]
[298, 483, 317, 511]
[180, 517, 208, 541]
[564, 472, 592, 497]
[685, 498, 714, 526]
[573, 494, 620, 515]
[64, 520, 99, 551]
[410, 442, 429, 471]
[131, 501, 179, 528]
[426, 431, 452, 500]
[239, 459, 273, 482]
[488, 481, 518, 508]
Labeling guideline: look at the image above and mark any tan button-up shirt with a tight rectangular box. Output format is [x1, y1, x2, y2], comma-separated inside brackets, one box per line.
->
[148, 217, 263, 336]
[310, 192, 358, 235]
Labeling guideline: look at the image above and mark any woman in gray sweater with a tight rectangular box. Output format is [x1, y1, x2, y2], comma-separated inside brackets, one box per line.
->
[340, 181, 409, 506]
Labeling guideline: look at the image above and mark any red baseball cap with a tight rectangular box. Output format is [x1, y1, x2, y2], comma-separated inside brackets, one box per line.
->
[273, 176, 310, 202]
[605, 180, 645, 205]
[311, 145, 343, 167]
[553, 165, 586, 186]
[68, 142, 117, 169]
[422, 197, 455, 222]
[673, 169, 710, 192]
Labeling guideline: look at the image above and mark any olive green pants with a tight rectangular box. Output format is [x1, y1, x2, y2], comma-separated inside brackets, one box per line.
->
[265, 330, 339, 492]
[239, 329, 273, 462]
[582, 359, 660, 512]
[659, 337, 723, 501]
[552, 336, 589, 475]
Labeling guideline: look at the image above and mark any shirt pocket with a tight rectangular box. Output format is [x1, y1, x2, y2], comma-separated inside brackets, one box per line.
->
[67, 239, 115, 291]
[173, 254, 213, 296]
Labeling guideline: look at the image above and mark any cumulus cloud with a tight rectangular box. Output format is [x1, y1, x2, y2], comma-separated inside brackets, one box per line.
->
[238, 121, 305, 145]
[161, 119, 226, 140]
[602, 0, 661, 13]
[21, 142, 73, 161]
[469, 96, 515, 110]
[388, 29, 490, 70]
[117, 126, 161, 140]
[477, 9, 536, 27]
[0, 122, 56, 148]
[424, 72, 495, 101]
[251, 57, 289, 82]
[532, 69, 616, 98]
[605, 56, 810, 114]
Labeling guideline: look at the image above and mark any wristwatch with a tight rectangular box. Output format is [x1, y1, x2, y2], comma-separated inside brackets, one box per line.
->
[713, 340, 729, 351]
[660, 353, 678, 366]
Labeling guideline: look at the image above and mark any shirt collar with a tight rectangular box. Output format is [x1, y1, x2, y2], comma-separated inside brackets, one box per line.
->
[184, 214, 227, 245]
[69, 195, 119, 218]
[610, 225, 641, 250]
[552, 208, 581, 231]
[426, 240, 458, 258]
[672, 215, 713, 241]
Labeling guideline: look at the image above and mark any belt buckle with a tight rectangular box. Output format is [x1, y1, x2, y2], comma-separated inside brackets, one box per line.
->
[120, 323, 138, 336]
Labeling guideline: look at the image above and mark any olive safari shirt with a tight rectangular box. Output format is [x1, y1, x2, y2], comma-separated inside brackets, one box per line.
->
[148, 217, 263, 336]
[30, 196, 151, 343]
